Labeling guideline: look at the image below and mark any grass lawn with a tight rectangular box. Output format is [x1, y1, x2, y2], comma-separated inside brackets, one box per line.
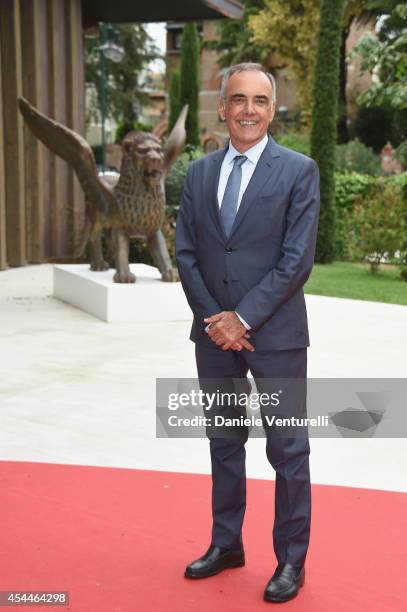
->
[305, 261, 407, 306]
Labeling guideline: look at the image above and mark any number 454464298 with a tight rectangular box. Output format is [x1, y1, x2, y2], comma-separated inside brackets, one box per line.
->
[0, 591, 69, 606]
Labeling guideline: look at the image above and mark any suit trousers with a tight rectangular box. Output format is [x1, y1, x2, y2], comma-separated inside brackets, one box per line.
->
[195, 342, 311, 568]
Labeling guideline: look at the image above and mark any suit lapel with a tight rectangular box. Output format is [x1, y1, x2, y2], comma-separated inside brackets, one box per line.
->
[229, 135, 281, 240]
[206, 146, 228, 241]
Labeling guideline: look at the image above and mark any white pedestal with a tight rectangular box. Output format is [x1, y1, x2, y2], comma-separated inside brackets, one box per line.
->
[53, 264, 192, 322]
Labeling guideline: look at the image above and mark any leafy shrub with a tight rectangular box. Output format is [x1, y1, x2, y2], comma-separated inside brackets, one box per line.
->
[387, 172, 407, 191]
[335, 139, 381, 175]
[276, 134, 381, 176]
[334, 172, 407, 273]
[353, 178, 406, 272]
[163, 148, 205, 264]
[388, 173, 407, 280]
[334, 172, 377, 260]
[275, 132, 310, 156]
[165, 148, 205, 209]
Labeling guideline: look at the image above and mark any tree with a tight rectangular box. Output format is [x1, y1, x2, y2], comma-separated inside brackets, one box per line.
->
[338, 0, 370, 142]
[250, 0, 320, 125]
[250, 0, 371, 129]
[85, 24, 159, 133]
[209, 0, 372, 133]
[311, 0, 346, 263]
[180, 23, 200, 147]
[169, 71, 181, 132]
[206, 0, 268, 67]
[350, 2, 407, 110]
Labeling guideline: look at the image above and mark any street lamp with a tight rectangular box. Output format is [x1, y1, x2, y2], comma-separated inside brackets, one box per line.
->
[97, 24, 124, 172]
[99, 41, 125, 63]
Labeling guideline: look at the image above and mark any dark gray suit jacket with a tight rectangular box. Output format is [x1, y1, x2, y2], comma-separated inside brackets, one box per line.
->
[175, 135, 320, 351]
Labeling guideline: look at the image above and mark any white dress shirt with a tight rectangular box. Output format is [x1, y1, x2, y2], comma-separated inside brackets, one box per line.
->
[206, 133, 269, 335]
[217, 133, 269, 210]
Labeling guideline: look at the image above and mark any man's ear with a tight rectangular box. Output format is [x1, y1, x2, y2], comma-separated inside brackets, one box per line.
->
[217, 97, 226, 122]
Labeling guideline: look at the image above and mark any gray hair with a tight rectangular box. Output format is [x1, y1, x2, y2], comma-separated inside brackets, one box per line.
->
[219, 63, 277, 102]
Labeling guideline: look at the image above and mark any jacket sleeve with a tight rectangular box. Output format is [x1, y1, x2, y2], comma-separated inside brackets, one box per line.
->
[236, 158, 320, 331]
[175, 162, 221, 324]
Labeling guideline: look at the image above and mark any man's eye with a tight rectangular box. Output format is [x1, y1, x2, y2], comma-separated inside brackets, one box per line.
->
[256, 99, 267, 106]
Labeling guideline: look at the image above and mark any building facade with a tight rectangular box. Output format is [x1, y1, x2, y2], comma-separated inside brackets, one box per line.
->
[0, 0, 86, 270]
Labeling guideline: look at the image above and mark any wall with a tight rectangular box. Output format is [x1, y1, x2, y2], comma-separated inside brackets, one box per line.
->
[0, 0, 85, 270]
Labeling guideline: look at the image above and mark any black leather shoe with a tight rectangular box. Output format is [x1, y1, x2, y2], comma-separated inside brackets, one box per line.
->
[264, 563, 305, 602]
[184, 544, 245, 579]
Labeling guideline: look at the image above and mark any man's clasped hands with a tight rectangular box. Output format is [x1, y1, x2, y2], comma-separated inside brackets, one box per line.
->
[204, 311, 255, 352]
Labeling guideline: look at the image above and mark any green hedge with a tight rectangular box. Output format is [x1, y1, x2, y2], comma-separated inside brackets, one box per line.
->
[335, 172, 407, 273]
[334, 172, 377, 260]
[395, 141, 407, 170]
[335, 139, 381, 175]
[168, 70, 181, 133]
[165, 148, 205, 209]
[275, 132, 310, 156]
[163, 148, 205, 262]
[310, 0, 346, 263]
[277, 132, 382, 175]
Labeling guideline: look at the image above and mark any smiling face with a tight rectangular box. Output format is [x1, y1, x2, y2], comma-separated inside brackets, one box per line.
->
[218, 69, 276, 153]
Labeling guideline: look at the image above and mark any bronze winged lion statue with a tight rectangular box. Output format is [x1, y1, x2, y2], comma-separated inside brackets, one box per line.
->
[18, 97, 188, 283]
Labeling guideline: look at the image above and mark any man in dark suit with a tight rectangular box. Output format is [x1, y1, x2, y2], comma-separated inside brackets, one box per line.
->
[175, 63, 320, 603]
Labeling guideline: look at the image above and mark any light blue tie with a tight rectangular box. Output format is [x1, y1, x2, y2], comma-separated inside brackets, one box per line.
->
[220, 155, 247, 238]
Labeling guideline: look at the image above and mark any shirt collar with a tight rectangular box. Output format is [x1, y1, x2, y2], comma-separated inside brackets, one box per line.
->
[226, 133, 269, 166]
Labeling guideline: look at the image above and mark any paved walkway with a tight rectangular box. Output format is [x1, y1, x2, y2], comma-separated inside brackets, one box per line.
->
[1, 264, 406, 491]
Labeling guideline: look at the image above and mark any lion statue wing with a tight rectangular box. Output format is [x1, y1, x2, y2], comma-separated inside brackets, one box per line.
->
[18, 96, 118, 214]
[162, 104, 189, 177]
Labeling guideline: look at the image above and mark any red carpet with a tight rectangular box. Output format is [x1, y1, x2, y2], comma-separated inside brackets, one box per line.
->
[0, 461, 406, 611]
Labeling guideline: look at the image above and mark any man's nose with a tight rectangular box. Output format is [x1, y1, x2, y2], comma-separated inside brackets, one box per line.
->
[243, 99, 256, 114]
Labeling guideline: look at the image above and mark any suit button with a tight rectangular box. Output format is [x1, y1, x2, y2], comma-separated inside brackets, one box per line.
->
[225, 248, 233, 253]
[223, 279, 228, 284]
